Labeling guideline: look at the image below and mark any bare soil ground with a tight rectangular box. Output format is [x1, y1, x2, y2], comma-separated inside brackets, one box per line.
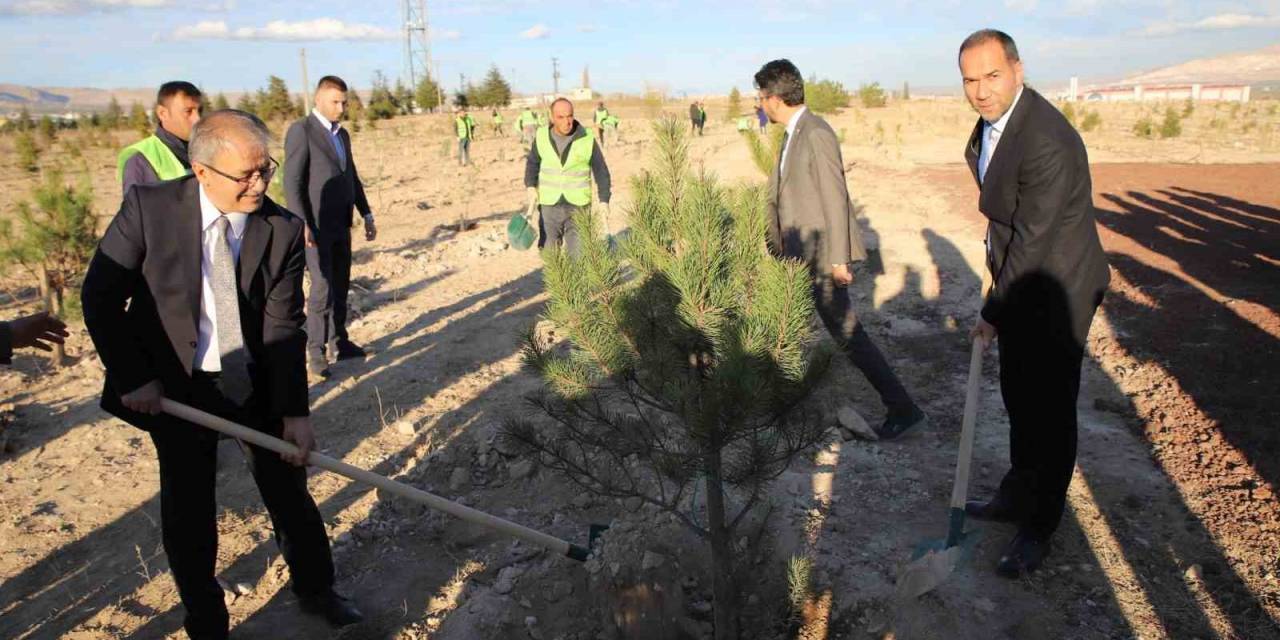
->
[0, 101, 1277, 640]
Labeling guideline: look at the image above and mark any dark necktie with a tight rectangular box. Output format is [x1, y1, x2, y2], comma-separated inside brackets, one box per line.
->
[211, 216, 252, 405]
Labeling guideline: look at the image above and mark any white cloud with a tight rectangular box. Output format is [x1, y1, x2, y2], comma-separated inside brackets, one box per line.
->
[171, 18, 397, 41]
[1, 0, 171, 15]
[520, 23, 550, 39]
[1141, 12, 1280, 36]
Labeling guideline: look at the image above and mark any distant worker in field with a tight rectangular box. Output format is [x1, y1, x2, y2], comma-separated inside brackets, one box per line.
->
[593, 101, 610, 142]
[491, 110, 505, 137]
[536, 109, 549, 128]
[755, 58, 926, 441]
[698, 101, 708, 135]
[600, 113, 621, 146]
[755, 102, 768, 133]
[118, 81, 203, 194]
[524, 98, 612, 256]
[455, 108, 474, 166]
[517, 107, 538, 143]
[689, 101, 700, 135]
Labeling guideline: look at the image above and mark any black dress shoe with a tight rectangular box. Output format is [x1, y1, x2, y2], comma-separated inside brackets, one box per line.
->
[298, 590, 364, 627]
[308, 361, 331, 379]
[875, 408, 928, 440]
[964, 495, 1024, 523]
[996, 531, 1050, 578]
[334, 340, 367, 360]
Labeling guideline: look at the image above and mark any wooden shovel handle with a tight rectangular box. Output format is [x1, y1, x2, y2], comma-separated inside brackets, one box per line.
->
[949, 338, 984, 510]
[161, 399, 588, 560]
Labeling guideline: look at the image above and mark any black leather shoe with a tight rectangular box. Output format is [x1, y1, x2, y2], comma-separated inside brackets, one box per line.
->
[298, 590, 363, 627]
[965, 494, 1024, 523]
[875, 408, 928, 440]
[334, 340, 367, 360]
[996, 531, 1050, 578]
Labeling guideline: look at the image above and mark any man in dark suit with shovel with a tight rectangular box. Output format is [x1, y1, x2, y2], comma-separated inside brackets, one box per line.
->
[82, 110, 362, 639]
[959, 29, 1110, 577]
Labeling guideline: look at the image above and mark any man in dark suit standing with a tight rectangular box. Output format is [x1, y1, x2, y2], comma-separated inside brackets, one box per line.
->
[82, 110, 362, 639]
[958, 30, 1110, 577]
[284, 76, 376, 379]
[755, 59, 927, 440]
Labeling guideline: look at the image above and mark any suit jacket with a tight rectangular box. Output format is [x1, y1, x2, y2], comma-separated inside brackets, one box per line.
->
[283, 114, 370, 239]
[81, 177, 310, 431]
[767, 108, 868, 272]
[964, 87, 1110, 345]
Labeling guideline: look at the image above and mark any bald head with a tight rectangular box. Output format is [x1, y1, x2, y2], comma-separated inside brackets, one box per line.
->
[551, 98, 575, 135]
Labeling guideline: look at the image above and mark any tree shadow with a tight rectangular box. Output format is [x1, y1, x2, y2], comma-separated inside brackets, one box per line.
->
[0, 267, 542, 638]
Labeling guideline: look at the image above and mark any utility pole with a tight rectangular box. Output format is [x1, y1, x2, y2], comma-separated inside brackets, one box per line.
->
[551, 57, 560, 96]
[299, 48, 311, 114]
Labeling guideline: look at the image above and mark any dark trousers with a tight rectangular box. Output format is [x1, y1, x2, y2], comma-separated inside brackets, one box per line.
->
[305, 230, 352, 360]
[150, 373, 333, 640]
[995, 324, 1088, 538]
[812, 277, 917, 418]
[458, 138, 471, 166]
[538, 201, 581, 256]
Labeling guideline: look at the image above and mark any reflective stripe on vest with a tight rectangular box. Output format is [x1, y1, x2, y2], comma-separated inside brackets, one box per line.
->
[535, 126, 594, 207]
[116, 135, 189, 185]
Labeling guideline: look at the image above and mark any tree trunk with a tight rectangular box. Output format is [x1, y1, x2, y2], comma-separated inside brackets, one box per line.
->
[705, 452, 740, 640]
[36, 265, 65, 367]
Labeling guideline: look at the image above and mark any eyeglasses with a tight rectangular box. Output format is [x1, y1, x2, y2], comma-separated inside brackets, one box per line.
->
[205, 157, 279, 188]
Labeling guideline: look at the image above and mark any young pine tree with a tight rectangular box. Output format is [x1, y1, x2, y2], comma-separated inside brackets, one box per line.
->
[0, 171, 98, 366]
[727, 86, 742, 119]
[743, 122, 787, 178]
[503, 117, 830, 640]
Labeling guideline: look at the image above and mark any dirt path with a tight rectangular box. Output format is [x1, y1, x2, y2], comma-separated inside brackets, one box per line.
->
[0, 114, 1276, 639]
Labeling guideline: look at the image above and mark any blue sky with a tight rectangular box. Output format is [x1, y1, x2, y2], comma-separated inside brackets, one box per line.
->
[1, 0, 1277, 96]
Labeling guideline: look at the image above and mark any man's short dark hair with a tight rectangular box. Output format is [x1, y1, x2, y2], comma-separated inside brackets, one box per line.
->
[550, 97, 573, 113]
[316, 75, 348, 93]
[754, 59, 805, 107]
[156, 81, 202, 107]
[959, 29, 1020, 64]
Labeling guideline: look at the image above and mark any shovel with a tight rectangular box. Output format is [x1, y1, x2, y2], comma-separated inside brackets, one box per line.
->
[161, 399, 591, 561]
[895, 337, 984, 599]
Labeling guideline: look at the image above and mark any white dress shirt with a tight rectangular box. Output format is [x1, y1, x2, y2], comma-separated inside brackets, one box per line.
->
[194, 185, 249, 372]
[312, 109, 373, 223]
[779, 105, 808, 175]
[978, 85, 1023, 184]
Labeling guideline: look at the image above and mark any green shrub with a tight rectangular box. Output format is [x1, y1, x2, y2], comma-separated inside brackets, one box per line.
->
[1080, 111, 1102, 132]
[1062, 101, 1077, 127]
[15, 132, 40, 172]
[806, 78, 850, 114]
[1133, 116, 1155, 139]
[1159, 107, 1182, 138]
[857, 82, 887, 108]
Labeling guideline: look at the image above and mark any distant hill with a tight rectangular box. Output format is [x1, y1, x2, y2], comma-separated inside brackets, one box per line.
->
[1121, 44, 1280, 86]
[0, 84, 159, 114]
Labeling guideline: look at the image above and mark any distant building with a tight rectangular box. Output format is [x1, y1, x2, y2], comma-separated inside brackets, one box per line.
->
[510, 86, 599, 109]
[1060, 77, 1251, 103]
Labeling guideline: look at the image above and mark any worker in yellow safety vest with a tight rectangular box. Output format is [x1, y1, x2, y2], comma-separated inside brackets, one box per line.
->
[523, 98, 612, 256]
[455, 108, 475, 166]
[117, 81, 204, 193]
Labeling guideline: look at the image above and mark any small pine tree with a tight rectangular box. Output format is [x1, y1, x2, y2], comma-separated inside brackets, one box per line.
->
[212, 93, 230, 111]
[475, 65, 512, 108]
[15, 132, 40, 172]
[367, 71, 399, 120]
[15, 107, 33, 131]
[503, 117, 830, 640]
[902, 81, 910, 101]
[345, 89, 366, 130]
[415, 74, 442, 112]
[235, 91, 258, 115]
[1080, 110, 1101, 132]
[127, 101, 150, 136]
[103, 97, 124, 129]
[38, 116, 58, 145]
[806, 77, 850, 114]
[1182, 98, 1194, 118]
[727, 86, 742, 119]
[743, 122, 787, 178]
[1133, 116, 1155, 139]
[1062, 101, 1077, 127]
[393, 78, 415, 114]
[0, 171, 99, 366]
[1160, 106, 1182, 138]
[857, 82, 888, 108]
[257, 76, 295, 121]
